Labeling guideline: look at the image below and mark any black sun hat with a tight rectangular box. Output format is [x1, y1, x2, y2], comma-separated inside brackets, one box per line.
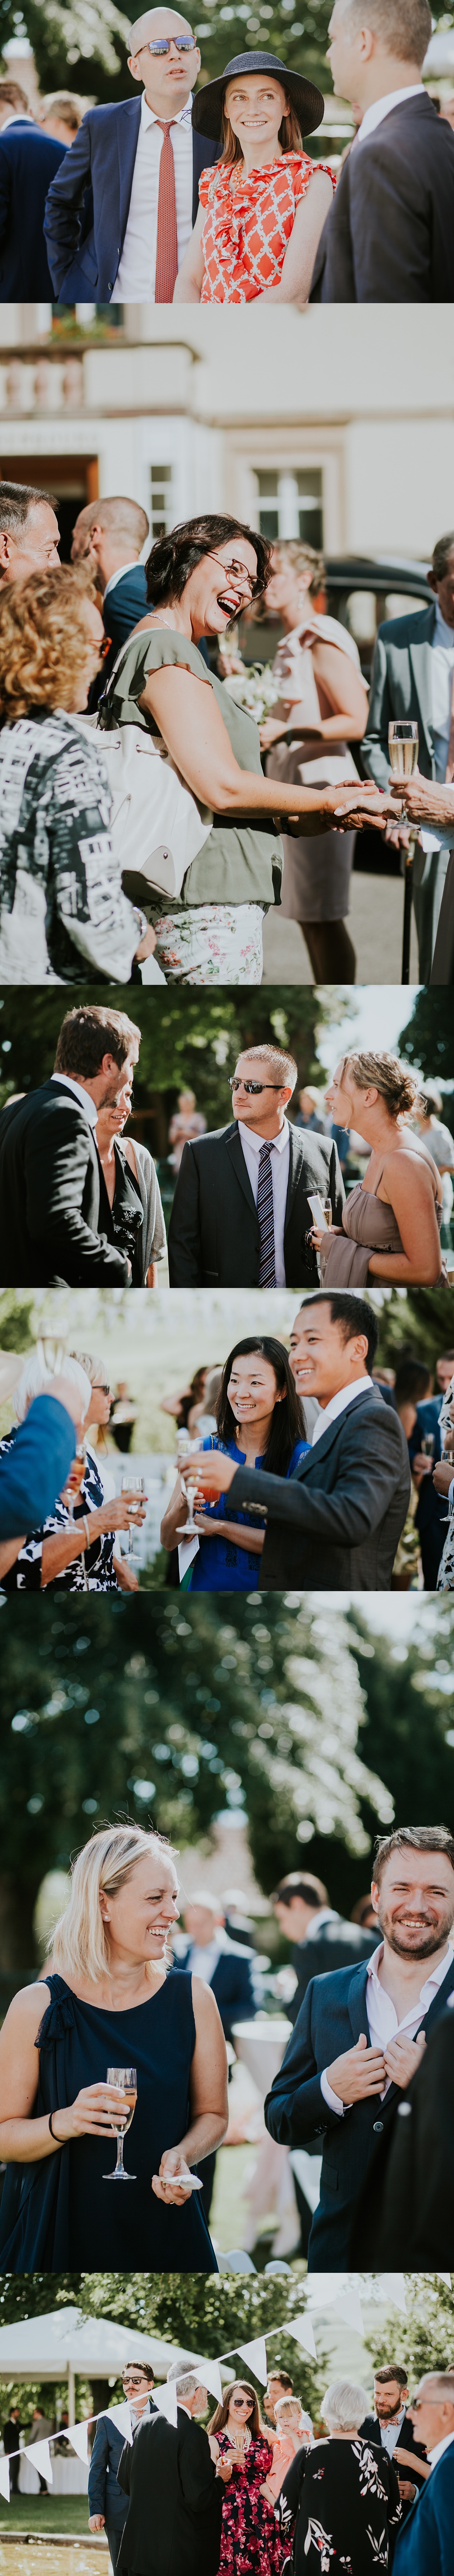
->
[192, 51, 325, 142]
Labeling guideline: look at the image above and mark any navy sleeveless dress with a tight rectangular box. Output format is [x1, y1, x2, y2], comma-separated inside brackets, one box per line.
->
[0, 1971, 217, 2272]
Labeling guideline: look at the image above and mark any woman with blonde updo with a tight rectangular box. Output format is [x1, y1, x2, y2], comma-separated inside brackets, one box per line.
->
[309, 1051, 444, 1286]
[0, 1824, 227, 2271]
[0, 564, 156, 984]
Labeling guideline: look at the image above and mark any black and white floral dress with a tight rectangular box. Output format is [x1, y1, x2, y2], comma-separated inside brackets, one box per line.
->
[437, 1375, 454, 1590]
[277, 2436, 401, 2576]
[0, 1436, 118, 1592]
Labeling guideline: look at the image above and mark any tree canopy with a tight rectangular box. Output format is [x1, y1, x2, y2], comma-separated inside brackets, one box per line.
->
[0, 0, 335, 112]
[0, 987, 337, 1140]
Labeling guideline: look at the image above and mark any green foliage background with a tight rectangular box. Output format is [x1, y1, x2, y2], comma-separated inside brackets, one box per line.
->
[0, 0, 335, 113]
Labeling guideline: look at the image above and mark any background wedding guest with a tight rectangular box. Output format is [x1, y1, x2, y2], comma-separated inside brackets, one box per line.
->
[168, 1088, 207, 1168]
[168, 1043, 345, 1285]
[118, 2367, 226, 2576]
[89, 2363, 155, 2567]
[263, 2372, 293, 2427]
[360, 2364, 429, 2517]
[363, 530, 454, 982]
[0, 1823, 228, 2272]
[176, 53, 334, 305]
[262, 2395, 313, 2501]
[0, 1349, 146, 1595]
[0, 1002, 141, 1287]
[2, 2407, 22, 2495]
[94, 1088, 167, 1287]
[172, 1887, 258, 2216]
[0, 80, 30, 129]
[0, 480, 60, 585]
[310, 0, 454, 303]
[0, 566, 157, 985]
[44, 7, 219, 305]
[393, 2376, 454, 2576]
[259, 539, 368, 981]
[413, 1086, 454, 1247]
[294, 1084, 330, 1136]
[0, 1373, 84, 1563]
[265, 1825, 454, 2270]
[208, 2380, 281, 2576]
[38, 93, 84, 145]
[71, 498, 150, 693]
[313, 1052, 444, 1287]
[0, 85, 66, 298]
[277, 2379, 401, 2574]
[272, 1870, 377, 2022]
[191, 1292, 411, 1592]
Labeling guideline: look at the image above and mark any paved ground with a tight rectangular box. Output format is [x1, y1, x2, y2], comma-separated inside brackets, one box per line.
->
[263, 869, 419, 984]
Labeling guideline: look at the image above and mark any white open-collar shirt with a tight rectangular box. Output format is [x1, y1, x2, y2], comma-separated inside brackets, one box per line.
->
[353, 84, 424, 147]
[311, 1377, 374, 1443]
[112, 90, 194, 303]
[237, 1117, 290, 1288]
[321, 1937, 454, 2116]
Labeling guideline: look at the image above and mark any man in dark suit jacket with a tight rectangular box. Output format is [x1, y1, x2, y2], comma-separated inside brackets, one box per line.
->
[71, 495, 150, 698]
[408, 1394, 446, 1589]
[192, 1292, 410, 1589]
[393, 2379, 454, 2576]
[309, 0, 454, 304]
[272, 1870, 377, 2024]
[117, 2373, 224, 2576]
[168, 1044, 344, 1288]
[0, 112, 65, 298]
[2, 2409, 22, 2495]
[0, 1004, 141, 1286]
[352, 2002, 454, 2268]
[360, 2369, 428, 2522]
[44, 14, 219, 304]
[89, 2414, 129, 2570]
[265, 1823, 454, 2268]
[362, 535, 454, 981]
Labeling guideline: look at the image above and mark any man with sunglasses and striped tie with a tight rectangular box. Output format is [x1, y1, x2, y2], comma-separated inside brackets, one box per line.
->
[168, 1043, 345, 1287]
[44, 8, 219, 306]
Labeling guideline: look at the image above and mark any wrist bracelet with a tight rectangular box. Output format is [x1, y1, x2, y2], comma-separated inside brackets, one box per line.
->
[49, 2110, 61, 2143]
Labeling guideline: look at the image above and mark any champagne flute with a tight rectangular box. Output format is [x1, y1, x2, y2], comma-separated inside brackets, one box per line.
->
[121, 1474, 145, 1555]
[176, 1438, 204, 1537]
[103, 2066, 137, 2180]
[323, 1201, 333, 1228]
[439, 1418, 454, 1524]
[388, 722, 419, 986]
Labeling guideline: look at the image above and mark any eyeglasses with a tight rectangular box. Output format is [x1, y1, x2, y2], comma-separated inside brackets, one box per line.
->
[140, 35, 196, 51]
[208, 551, 258, 599]
[229, 1077, 283, 1095]
[96, 1384, 110, 1396]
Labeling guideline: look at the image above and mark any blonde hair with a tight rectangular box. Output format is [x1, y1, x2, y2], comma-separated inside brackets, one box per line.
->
[275, 2396, 310, 2426]
[0, 564, 97, 721]
[50, 1824, 178, 1985]
[221, 83, 302, 167]
[272, 538, 325, 595]
[339, 1050, 422, 1121]
[40, 90, 85, 132]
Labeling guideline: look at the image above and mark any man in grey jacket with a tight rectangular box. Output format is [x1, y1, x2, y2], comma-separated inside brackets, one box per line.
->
[362, 530, 454, 981]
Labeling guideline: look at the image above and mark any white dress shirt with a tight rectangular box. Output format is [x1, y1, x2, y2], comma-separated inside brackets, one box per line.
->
[129, 2399, 153, 2429]
[237, 1117, 290, 1288]
[428, 2429, 454, 2466]
[51, 1071, 98, 1129]
[112, 91, 194, 302]
[321, 1936, 454, 2117]
[374, 2405, 406, 2459]
[180, 1934, 223, 1984]
[353, 84, 424, 147]
[311, 1376, 374, 1446]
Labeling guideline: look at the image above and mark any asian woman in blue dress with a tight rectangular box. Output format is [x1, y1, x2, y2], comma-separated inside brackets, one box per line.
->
[160, 1336, 309, 1591]
[0, 1824, 227, 2273]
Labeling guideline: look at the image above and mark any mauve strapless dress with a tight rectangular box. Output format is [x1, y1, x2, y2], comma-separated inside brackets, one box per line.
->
[320, 1173, 442, 1286]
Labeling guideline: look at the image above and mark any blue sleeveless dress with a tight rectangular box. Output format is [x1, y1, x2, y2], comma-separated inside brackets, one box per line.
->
[0, 1971, 217, 2272]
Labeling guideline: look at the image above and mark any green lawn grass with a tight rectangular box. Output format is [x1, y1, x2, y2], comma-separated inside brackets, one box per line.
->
[0, 2502, 89, 2536]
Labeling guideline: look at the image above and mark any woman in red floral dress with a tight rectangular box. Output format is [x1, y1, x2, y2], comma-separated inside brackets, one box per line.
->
[175, 52, 336, 307]
[208, 2380, 283, 2576]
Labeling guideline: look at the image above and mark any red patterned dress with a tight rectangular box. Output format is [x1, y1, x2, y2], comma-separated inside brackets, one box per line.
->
[198, 154, 336, 302]
[217, 2431, 283, 2575]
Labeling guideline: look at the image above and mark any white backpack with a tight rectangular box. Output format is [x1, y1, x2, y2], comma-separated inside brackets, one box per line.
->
[75, 639, 213, 907]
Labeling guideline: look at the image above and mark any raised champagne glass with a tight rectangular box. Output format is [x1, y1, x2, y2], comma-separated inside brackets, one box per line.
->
[121, 1474, 145, 1555]
[176, 1437, 204, 1537]
[388, 720, 419, 986]
[103, 2067, 137, 2180]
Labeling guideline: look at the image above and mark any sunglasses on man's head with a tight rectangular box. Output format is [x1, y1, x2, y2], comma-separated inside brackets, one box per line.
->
[141, 35, 196, 51]
[229, 1077, 283, 1095]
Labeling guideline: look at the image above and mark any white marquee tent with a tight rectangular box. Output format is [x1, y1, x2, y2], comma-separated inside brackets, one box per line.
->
[0, 2309, 180, 2423]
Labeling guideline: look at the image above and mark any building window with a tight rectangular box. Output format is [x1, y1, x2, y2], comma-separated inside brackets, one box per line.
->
[149, 463, 174, 538]
[254, 467, 323, 546]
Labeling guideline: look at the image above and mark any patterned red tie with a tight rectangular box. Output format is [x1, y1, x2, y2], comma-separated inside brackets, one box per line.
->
[155, 120, 178, 303]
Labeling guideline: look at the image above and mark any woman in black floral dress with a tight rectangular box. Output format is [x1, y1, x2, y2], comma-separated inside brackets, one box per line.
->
[208, 2381, 282, 2576]
[277, 2380, 401, 2576]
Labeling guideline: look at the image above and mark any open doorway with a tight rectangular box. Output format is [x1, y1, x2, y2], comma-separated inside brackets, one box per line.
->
[0, 454, 99, 558]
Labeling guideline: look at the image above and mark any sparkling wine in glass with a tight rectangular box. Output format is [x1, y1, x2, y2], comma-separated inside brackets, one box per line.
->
[103, 2067, 137, 2180]
[439, 1431, 454, 1524]
[121, 1474, 145, 1555]
[323, 1201, 333, 1228]
[420, 1433, 435, 1460]
[177, 1439, 203, 1537]
[388, 721, 419, 810]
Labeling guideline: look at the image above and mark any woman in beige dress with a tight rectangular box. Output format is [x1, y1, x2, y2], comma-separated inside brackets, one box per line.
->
[310, 1051, 444, 1286]
[259, 539, 369, 981]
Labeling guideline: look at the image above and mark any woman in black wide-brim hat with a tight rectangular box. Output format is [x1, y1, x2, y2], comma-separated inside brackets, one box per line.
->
[173, 51, 336, 305]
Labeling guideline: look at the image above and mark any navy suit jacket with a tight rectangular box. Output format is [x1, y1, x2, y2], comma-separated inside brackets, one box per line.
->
[88, 2416, 128, 2543]
[288, 1916, 377, 2022]
[44, 99, 219, 301]
[173, 1935, 257, 2044]
[0, 121, 66, 299]
[393, 2440, 454, 2576]
[264, 1952, 454, 2268]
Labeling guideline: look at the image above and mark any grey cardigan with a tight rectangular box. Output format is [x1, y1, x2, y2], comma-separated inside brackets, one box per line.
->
[122, 1140, 167, 1281]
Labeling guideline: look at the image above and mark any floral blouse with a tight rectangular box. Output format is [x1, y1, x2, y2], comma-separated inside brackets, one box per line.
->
[198, 153, 336, 303]
[0, 1437, 118, 1593]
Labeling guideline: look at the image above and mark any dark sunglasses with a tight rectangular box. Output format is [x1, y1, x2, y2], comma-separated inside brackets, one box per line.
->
[229, 1077, 283, 1095]
[141, 35, 196, 50]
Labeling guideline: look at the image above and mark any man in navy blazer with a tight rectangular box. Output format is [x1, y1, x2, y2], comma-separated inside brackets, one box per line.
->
[44, 8, 219, 304]
[71, 494, 150, 694]
[89, 2365, 157, 2572]
[265, 1825, 454, 2269]
[172, 1892, 258, 2042]
[0, 112, 66, 298]
[393, 2376, 454, 2576]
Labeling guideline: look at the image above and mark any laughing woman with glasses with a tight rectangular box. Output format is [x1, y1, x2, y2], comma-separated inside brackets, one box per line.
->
[160, 1335, 309, 1588]
[97, 511, 383, 985]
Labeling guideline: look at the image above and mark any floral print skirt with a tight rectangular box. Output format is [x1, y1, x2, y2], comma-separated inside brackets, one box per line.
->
[148, 902, 264, 983]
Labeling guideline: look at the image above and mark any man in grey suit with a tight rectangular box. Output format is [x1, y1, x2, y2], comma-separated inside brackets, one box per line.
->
[168, 1043, 345, 1288]
[362, 530, 454, 981]
[191, 1289, 410, 1590]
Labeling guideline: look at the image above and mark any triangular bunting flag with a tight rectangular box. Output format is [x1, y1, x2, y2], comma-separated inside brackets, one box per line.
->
[61, 2421, 89, 2463]
[236, 2340, 268, 2386]
[189, 2357, 223, 2403]
[285, 2315, 317, 2360]
[24, 2440, 52, 2484]
[155, 2382, 178, 2426]
[0, 2460, 10, 2503]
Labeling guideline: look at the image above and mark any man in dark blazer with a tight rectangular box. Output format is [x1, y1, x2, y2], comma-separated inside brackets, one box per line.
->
[272, 1870, 377, 2024]
[0, 110, 66, 299]
[192, 1292, 410, 1590]
[393, 2376, 454, 2576]
[265, 1824, 454, 2269]
[89, 2365, 157, 2571]
[71, 495, 150, 695]
[360, 2366, 429, 2521]
[352, 2001, 454, 2268]
[168, 1045, 344, 1288]
[44, 10, 219, 304]
[0, 1003, 141, 1287]
[362, 532, 454, 978]
[309, 0, 454, 303]
[117, 2370, 225, 2576]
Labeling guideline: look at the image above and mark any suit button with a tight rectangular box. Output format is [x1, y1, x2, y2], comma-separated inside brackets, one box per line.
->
[373, 2119, 384, 2133]
[108, 282, 113, 292]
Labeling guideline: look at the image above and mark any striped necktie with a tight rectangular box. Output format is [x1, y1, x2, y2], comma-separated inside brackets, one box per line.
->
[155, 121, 178, 303]
[257, 1142, 276, 1286]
